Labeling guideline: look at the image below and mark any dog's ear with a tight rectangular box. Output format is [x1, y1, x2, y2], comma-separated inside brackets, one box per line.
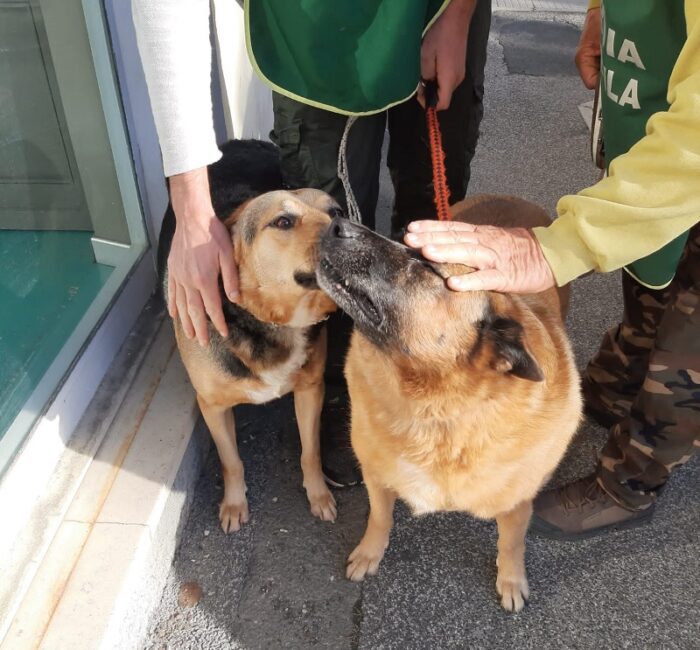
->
[224, 199, 254, 267]
[424, 261, 475, 281]
[483, 317, 544, 382]
[223, 198, 253, 230]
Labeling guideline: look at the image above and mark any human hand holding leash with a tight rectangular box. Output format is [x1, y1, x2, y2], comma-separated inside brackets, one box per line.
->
[576, 7, 601, 90]
[417, 0, 476, 110]
[405, 220, 556, 294]
[168, 167, 238, 346]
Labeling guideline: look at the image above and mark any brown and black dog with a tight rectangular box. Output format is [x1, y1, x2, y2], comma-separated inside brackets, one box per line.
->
[161, 143, 340, 532]
[317, 195, 582, 612]
[171, 189, 339, 533]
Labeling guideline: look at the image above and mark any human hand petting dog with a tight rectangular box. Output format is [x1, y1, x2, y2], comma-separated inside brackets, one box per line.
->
[404, 220, 556, 294]
[168, 167, 238, 346]
[417, 0, 477, 110]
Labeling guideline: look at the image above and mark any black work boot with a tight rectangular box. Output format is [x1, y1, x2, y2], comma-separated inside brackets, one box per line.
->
[320, 384, 362, 487]
[531, 473, 654, 541]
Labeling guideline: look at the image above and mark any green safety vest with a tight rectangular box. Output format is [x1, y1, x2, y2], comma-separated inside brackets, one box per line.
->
[600, 1, 689, 288]
[245, 0, 449, 115]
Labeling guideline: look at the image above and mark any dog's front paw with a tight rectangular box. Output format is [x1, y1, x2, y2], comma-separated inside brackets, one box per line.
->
[308, 486, 337, 522]
[496, 571, 529, 613]
[219, 499, 249, 533]
[346, 543, 385, 582]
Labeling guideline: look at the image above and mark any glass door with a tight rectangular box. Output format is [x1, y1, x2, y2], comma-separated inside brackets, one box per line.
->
[0, 0, 150, 473]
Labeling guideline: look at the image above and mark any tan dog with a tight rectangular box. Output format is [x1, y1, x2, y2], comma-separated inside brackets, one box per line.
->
[170, 189, 338, 532]
[317, 195, 582, 612]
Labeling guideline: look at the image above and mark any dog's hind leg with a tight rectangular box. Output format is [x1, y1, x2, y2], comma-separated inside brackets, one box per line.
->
[294, 382, 337, 522]
[495, 499, 533, 612]
[346, 479, 396, 582]
[198, 396, 249, 533]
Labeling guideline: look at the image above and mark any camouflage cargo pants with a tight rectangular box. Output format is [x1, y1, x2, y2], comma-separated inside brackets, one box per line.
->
[585, 224, 700, 510]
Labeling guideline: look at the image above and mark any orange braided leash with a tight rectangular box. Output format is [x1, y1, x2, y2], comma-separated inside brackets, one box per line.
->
[424, 80, 452, 222]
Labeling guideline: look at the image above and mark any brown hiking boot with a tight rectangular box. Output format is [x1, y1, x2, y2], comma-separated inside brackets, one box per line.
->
[531, 474, 654, 541]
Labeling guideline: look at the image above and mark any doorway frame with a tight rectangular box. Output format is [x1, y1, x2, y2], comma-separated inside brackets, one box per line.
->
[0, 0, 155, 486]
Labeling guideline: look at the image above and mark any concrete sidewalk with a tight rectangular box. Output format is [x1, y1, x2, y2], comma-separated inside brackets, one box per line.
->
[144, 11, 700, 650]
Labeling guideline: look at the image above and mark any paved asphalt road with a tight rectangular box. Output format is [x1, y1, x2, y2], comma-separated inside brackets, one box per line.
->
[144, 9, 700, 650]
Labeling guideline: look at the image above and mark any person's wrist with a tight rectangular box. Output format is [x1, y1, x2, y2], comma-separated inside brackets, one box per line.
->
[444, 0, 476, 17]
[438, 0, 475, 31]
[583, 6, 601, 30]
[169, 167, 215, 223]
[529, 230, 556, 290]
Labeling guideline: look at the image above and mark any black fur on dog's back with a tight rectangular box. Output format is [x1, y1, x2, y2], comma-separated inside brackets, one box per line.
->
[156, 139, 283, 290]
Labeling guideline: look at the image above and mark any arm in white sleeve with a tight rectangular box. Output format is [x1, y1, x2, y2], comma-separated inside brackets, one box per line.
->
[131, 0, 222, 177]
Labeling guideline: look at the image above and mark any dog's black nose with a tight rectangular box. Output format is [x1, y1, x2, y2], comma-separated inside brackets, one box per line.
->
[330, 216, 361, 239]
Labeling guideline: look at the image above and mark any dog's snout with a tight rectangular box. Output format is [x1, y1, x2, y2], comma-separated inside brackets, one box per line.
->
[330, 216, 361, 240]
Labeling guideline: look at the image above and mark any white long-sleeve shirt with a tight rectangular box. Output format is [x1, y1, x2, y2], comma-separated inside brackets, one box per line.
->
[132, 0, 222, 177]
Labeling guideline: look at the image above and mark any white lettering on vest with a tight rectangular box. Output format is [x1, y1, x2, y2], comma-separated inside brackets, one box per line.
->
[618, 78, 641, 109]
[600, 20, 644, 111]
[605, 68, 619, 103]
[618, 39, 646, 70]
[605, 28, 616, 57]
[602, 63, 641, 111]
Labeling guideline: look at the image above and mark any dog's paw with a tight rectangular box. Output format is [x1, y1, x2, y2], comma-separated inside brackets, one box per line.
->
[219, 499, 249, 533]
[345, 544, 384, 582]
[308, 487, 337, 522]
[496, 572, 529, 613]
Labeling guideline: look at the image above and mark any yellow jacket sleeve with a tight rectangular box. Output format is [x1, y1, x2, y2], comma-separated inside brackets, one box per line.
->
[588, 0, 601, 10]
[534, 2, 700, 286]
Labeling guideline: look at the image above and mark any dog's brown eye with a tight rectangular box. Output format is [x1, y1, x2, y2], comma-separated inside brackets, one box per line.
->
[271, 215, 294, 229]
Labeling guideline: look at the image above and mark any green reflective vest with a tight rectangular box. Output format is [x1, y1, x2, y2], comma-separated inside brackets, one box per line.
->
[245, 0, 449, 115]
[600, 1, 689, 288]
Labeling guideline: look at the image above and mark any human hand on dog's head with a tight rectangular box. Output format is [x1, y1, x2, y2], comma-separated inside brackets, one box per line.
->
[168, 167, 239, 347]
[404, 220, 556, 294]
